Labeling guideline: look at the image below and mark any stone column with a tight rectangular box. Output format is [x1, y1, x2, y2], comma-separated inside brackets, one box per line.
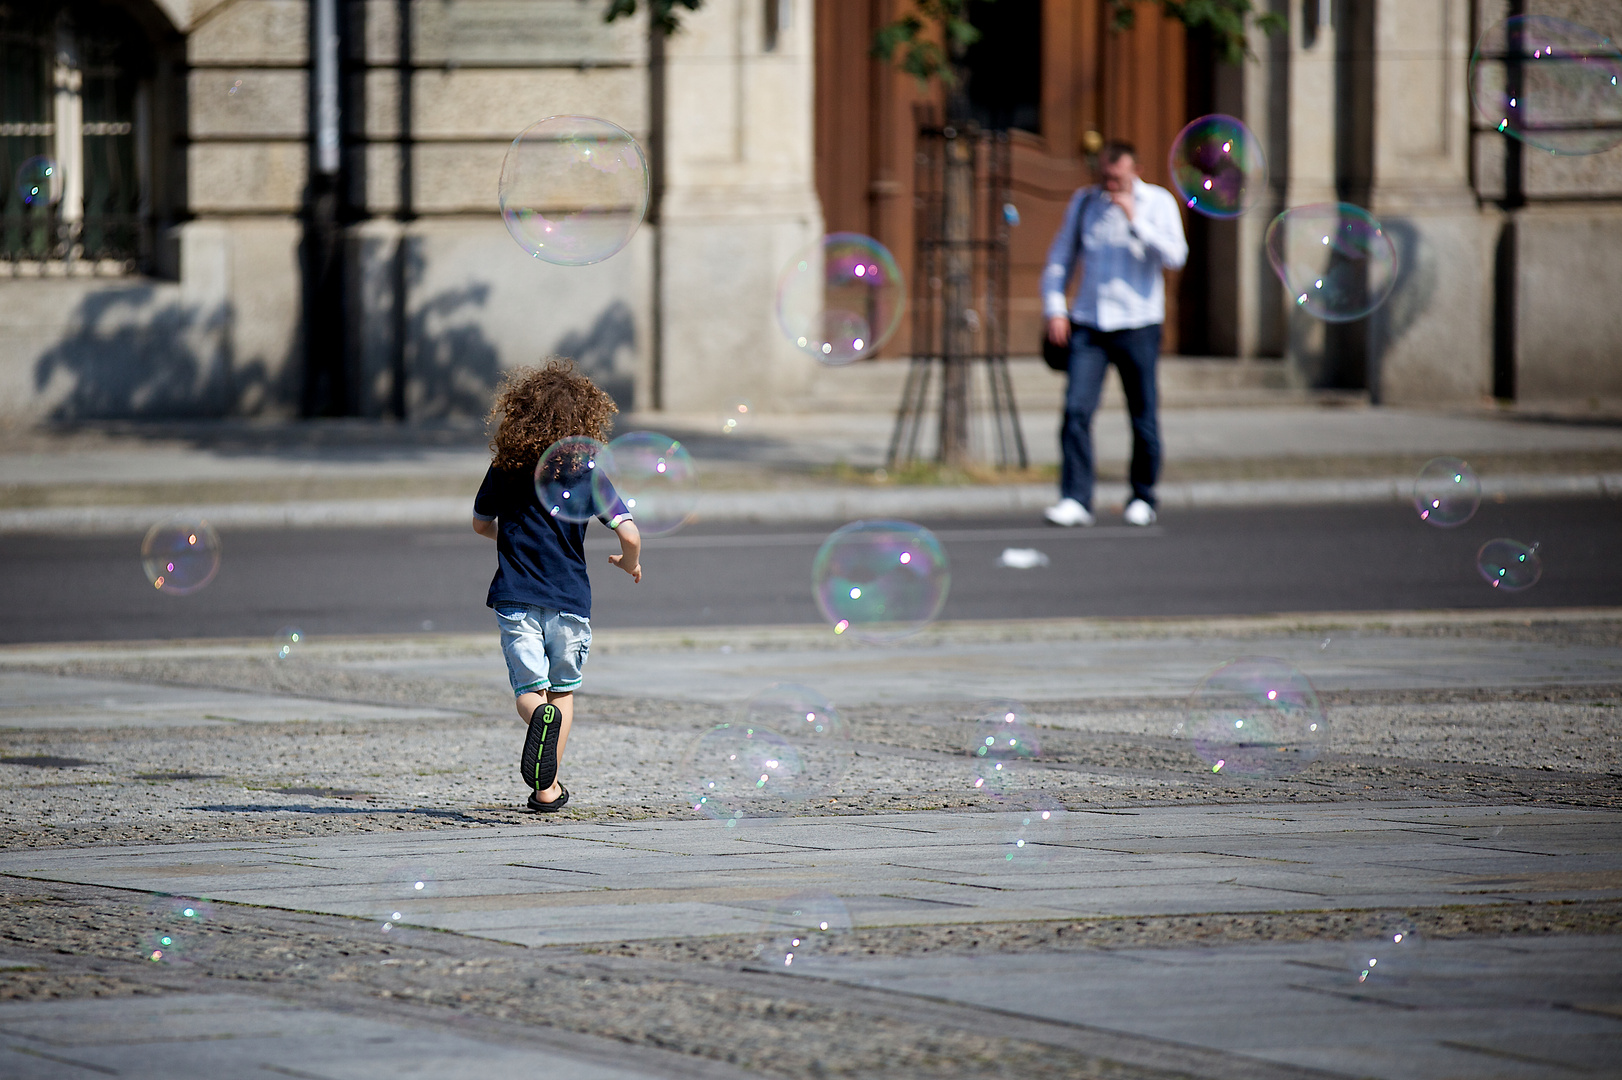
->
[656, 0, 824, 415]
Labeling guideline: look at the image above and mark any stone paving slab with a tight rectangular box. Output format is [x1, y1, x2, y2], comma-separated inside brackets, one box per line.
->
[3, 804, 1617, 951]
[0, 670, 467, 729]
[779, 935, 1622, 1080]
[0, 992, 709, 1080]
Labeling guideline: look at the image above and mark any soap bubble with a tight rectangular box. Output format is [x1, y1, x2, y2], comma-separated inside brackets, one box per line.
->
[1348, 919, 1425, 987]
[1477, 538, 1541, 591]
[686, 684, 850, 826]
[776, 233, 905, 364]
[756, 893, 852, 969]
[1168, 114, 1268, 219]
[1176, 657, 1327, 777]
[994, 799, 1068, 868]
[1265, 203, 1398, 323]
[498, 115, 649, 265]
[812, 520, 949, 642]
[141, 517, 222, 595]
[593, 431, 698, 538]
[142, 898, 213, 965]
[15, 156, 61, 208]
[534, 436, 606, 523]
[1471, 16, 1622, 156]
[1413, 457, 1481, 528]
[275, 626, 305, 660]
[721, 398, 753, 435]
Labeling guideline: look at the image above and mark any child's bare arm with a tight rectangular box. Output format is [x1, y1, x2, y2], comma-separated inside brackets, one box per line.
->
[608, 521, 642, 583]
[472, 516, 498, 540]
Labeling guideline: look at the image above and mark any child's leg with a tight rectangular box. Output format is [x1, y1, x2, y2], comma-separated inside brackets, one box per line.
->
[532, 689, 574, 804]
[516, 691, 545, 724]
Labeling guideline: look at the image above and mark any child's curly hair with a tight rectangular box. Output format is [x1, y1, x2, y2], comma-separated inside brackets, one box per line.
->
[486, 359, 618, 470]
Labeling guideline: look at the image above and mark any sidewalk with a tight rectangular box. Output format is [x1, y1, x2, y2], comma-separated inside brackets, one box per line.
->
[1, 399, 1620, 532]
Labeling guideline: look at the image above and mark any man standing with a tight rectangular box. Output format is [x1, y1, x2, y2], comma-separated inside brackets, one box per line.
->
[1041, 141, 1188, 527]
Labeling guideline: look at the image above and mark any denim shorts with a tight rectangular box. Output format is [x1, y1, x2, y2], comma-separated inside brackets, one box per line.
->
[494, 604, 591, 696]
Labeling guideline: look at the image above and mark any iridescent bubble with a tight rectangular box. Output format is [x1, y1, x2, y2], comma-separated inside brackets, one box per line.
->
[593, 431, 698, 538]
[498, 115, 649, 265]
[966, 703, 1041, 802]
[721, 398, 753, 435]
[756, 893, 852, 969]
[776, 233, 905, 364]
[1413, 456, 1481, 528]
[141, 516, 221, 595]
[534, 435, 606, 523]
[275, 626, 305, 660]
[1471, 16, 1622, 156]
[1168, 114, 1268, 219]
[686, 684, 850, 826]
[1348, 918, 1425, 987]
[1265, 203, 1398, 323]
[142, 897, 212, 965]
[812, 520, 949, 642]
[1477, 538, 1541, 592]
[994, 798, 1069, 868]
[1176, 657, 1327, 777]
[15, 155, 61, 208]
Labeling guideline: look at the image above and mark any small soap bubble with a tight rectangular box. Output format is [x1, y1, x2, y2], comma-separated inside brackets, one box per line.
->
[534, 435, 606, 523]
[776, 233, 905, 364]
[1168, 114, 1268, 219]
[593, 431, 698, 538]
[1348, 918, 1425, 986]
[499, 115, 650, 265]
[1413, 457, 1481, 528]
[141, 516, 221, 595]
[15, 155, 61, 208]
[227, 79, 243, 96]
[275, 626, 304, 660]
[756, 893, 852, 969]
[1477, 538, 1541, 592]
[1471, 16, 1622, 156]
[685, 684, 850, 826]
[1002, 202, 1021, 226]
[1265, 203, 1398, 323]
[141, 897, 212, 965]
[1175, 657, 1328, 777]
[812, 520, 949, 643]
[721, 398, 753, 435]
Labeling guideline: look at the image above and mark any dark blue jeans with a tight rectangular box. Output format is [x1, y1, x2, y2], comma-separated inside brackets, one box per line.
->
[1060, 323, 1162, 510]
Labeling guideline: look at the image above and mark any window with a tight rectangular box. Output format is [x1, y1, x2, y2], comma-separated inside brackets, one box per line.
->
[0, 1, 153, 273]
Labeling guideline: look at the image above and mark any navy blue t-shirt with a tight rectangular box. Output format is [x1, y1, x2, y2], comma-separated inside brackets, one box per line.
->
[472, 465, 631, 618]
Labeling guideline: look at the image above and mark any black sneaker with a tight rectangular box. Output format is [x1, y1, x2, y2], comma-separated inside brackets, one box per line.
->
[520, 702, 560, 792]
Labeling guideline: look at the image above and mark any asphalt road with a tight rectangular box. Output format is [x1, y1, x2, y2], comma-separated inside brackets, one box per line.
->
[0, 497, 1616, 645]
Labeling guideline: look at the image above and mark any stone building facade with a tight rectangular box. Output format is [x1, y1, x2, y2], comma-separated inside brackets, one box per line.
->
[0, 0, 1616, 422]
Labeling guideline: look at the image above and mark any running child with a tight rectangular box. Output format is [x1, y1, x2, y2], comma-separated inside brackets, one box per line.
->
[472, 360, 642, 812]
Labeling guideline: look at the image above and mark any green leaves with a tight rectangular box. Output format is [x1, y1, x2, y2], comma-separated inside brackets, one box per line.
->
[1109, 0, 1286, 67]
[603, 0, 706, 36]
[870, 0, 983, 88]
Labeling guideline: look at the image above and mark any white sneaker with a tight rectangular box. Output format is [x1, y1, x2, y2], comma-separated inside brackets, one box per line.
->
[1043, 498, 1095, 527]
[1123, 498, 1157, 526]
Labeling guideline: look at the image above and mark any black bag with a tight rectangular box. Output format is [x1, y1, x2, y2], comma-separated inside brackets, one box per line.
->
[1042, 328, 1072, 372]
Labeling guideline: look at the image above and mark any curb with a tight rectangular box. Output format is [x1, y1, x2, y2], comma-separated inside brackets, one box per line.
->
[0, 473, 1616, 534]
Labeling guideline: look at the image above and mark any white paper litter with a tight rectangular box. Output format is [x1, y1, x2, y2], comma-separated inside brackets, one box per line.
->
[996, 547, 1050, 570]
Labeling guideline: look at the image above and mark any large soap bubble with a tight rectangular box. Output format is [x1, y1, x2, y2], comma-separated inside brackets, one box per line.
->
[1168, 114, 1267, 219]
[1477, 539, 1541, 591]
[499, 115, 649, 265]
[141, 517, 221, 595]
[1176, 657, 1327, 777]
[1413, 457, 1481, 528]
[1265, 203, 1398, 323]
[534, 435, 606, 523]
[812, 520, 949, 642]
[1471, 16, 1622, 156]
[593, 431, 698, 538]
[776, 233, 905, 364]
[686, 684, 850, 826]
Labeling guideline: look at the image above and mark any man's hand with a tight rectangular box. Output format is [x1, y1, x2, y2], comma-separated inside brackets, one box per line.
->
[1109, 186, 1136, 222]
[609, 521, 642, 583]
[1046, 316, 1071, 347]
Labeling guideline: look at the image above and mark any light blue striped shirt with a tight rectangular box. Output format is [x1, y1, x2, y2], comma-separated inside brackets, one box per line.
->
[1041, 179, 1189, 331]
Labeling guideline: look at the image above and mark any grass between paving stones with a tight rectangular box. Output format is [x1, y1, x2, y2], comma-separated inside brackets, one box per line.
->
[0, 879, 1171, 1080]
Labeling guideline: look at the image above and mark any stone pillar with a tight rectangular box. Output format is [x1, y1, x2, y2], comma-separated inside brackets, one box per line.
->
[1363, 0, 1491, 404]
[656, 0, 824, 415]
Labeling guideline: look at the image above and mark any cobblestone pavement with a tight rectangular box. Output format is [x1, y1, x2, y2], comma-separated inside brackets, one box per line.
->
[1, 612, 1620, 1078]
